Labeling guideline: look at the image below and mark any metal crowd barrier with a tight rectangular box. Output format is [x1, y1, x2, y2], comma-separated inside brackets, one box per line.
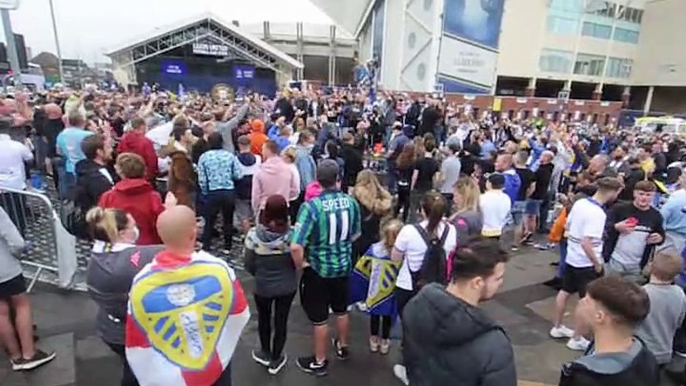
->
[0, 187, 79, 292]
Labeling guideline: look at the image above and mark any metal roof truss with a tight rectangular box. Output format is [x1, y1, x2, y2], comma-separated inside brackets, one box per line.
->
[113, 19, 286, 74]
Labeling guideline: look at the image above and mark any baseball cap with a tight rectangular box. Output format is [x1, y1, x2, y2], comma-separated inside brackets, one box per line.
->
[317, 159, 339, 185]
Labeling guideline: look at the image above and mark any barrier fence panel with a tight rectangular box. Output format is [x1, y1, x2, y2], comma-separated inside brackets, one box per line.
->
[0, 187, 79, 292]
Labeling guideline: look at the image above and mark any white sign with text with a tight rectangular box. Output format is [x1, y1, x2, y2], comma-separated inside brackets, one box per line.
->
[438, 37, 497, 88]
[192, 43, 229, 57]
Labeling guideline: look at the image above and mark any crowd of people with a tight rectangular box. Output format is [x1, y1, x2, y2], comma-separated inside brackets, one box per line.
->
[0, 85, 685, 386]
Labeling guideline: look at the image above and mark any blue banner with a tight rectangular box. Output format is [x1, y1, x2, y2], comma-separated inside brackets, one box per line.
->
[234, 64, 254, 80]
[161, 61, 187, 76]
[443, 0, 505, 49]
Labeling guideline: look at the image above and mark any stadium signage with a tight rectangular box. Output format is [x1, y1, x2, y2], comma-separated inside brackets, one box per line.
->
[192, 43, 229, 57]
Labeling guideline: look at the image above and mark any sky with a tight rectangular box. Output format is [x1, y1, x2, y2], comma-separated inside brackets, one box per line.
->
[0, 0, 333, 63]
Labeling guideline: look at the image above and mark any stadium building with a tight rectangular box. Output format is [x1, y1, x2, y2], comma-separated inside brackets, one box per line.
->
[310, 0, 686, 119]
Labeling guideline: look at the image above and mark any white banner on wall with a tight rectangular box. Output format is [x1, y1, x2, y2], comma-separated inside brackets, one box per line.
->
[437, 36, 497, 89]
[192, 43, 229, 57]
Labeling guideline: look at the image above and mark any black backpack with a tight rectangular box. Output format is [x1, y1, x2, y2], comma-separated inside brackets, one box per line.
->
[411, 223, 449, 290]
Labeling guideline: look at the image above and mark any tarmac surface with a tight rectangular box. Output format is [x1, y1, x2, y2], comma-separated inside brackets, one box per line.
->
[0, 245, 580, 386]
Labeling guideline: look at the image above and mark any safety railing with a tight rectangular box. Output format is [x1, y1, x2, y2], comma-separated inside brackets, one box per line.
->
[0, 187, 80, 292]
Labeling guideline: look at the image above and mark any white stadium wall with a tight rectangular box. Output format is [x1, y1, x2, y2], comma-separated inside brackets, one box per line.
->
[398, 0, 444, 93]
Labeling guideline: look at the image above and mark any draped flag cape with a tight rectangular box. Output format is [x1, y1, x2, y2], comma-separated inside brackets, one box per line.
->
[126, 250, 249, 386]
[349, 243, 401, 318]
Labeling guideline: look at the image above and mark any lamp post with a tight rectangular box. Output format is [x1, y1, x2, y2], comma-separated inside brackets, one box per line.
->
[0, 0, 22, 88]
[48, 0, 64, 83]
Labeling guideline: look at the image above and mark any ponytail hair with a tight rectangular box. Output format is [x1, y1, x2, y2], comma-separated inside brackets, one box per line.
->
[86, 207, 129, 243]
[421, 191, 448, 237]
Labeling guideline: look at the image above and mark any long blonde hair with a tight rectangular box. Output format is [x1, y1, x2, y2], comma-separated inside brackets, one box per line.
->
[453, 176, 480, 214]
[352, 170, 392, 215]
[381, 219, 404, 253]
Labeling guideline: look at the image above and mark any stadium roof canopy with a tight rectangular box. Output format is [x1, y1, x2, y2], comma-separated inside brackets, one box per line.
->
[309, 0, 375, 37]
[105, 12, 304, 75]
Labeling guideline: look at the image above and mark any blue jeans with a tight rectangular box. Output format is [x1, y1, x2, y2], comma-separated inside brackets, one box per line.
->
[56, 159, 76, 200]
[433, 125, 445, 144]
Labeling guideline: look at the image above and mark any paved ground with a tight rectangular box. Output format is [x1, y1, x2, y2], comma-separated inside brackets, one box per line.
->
[0, 245, 586, 386]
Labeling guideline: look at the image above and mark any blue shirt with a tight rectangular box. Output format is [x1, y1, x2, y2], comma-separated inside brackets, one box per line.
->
[661, 190, 686, 235]
[502, 169, 521, 204]
[481, 140, 496, 159]
[295, 145, 316, 191]
[388, 133, 409, 161]
[56, 128, 93, 174]
[274, 136, 290, 153]
[197, 149, 243, 195]
[267, 124, 280, 140]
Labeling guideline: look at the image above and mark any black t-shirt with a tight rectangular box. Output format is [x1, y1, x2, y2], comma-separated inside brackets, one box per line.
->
[414, 156, 439, 191]
[515, 167, 536, 201]
[605, 202, 664, 264]
[531, 163, 554, 200]
[43, 118, 65, 158]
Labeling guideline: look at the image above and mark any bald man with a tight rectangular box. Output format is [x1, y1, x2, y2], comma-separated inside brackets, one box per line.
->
[495, 153, 521, 205]
[126, 206, 249, 386]
[156, 206, 197, 253]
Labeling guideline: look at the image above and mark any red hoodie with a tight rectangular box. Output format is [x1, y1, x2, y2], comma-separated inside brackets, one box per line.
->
[98, 178, 164, 245]
[117, 131, 158, 180]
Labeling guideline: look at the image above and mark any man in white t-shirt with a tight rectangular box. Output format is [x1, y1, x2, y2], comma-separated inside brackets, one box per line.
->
[480, 173, 512, 239]
[550, 177, 623, 352]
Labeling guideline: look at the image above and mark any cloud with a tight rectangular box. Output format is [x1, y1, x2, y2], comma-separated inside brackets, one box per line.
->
[2, 0, 332, 62]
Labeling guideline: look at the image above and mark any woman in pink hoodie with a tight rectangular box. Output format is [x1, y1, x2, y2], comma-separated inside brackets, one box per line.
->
[251, 140, 299, 213]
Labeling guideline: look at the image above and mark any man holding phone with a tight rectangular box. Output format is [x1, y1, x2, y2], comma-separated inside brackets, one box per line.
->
[603, 180, 665, 283]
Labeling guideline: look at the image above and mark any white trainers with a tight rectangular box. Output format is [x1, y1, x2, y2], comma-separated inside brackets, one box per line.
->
[566, 336, 591, 351]
[393, 364, 409, 385]
[379, 339, 391, 355]
[550, 325, 575, 339]
[369, 336, 379, 353]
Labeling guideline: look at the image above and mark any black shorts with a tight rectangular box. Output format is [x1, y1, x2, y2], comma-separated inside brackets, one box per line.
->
[299, 267, 349, 325]
[0, 274, 26, 299]
[562, 266, 599, 297]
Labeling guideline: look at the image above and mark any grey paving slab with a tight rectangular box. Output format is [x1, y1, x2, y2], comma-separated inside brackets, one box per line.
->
[1, 368, 30, 386]
[30, 291, 98, 337]
[514, 339, 578, 384]
[75, 336, 116, 361]
[14, 247, 580, 386]
[500, 250, 560, 293]
[25, 332, 75, 386]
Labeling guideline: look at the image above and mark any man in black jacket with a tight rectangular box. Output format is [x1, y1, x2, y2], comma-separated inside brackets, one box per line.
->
[559, 275, 657, 386]
[340, 132, 363, 192]
[418, 99, 441, 138]
[74, 134, 114, 212]
[400, 238, 515, 386]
